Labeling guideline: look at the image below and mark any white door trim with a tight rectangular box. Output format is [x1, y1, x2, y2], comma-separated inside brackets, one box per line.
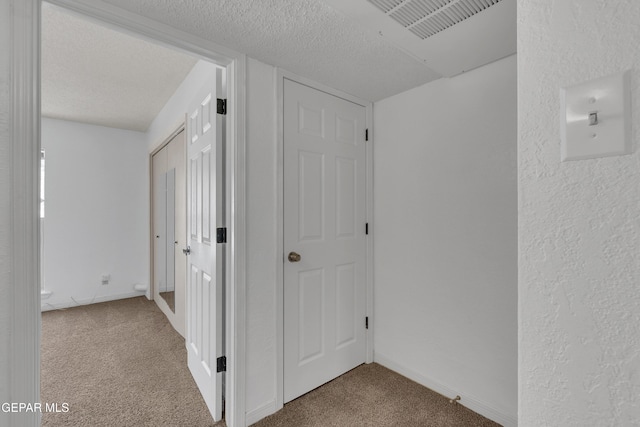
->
[275, 69, 374, 412]
[9, 1, 41, 426]
[10, 1, 248, 426]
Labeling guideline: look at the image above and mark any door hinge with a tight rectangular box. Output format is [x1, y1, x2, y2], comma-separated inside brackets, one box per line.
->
[365, 223, 369, 235]
[365, 128, 369, 141]
[217, 98, 227, 115]
[216, 356, 226, 373]
[365, 317, 369, 329]
[216, 227, 227, 244]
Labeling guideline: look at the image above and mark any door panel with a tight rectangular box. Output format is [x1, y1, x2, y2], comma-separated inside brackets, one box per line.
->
[186, 67, 225, 422]
[336, 262, 356, 348]
[284, 79, 367, 403]
[298, 151, 324, 241]
[299, 268, 325, 364]
[336, 157, 356, 238]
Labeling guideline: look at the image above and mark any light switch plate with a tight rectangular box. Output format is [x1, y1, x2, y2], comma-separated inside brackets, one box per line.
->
[560, 70, 631, 161]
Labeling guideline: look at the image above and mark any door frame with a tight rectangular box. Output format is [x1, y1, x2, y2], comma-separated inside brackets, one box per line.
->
[9, 1, 248, 426]
[275, 69, 374, 412]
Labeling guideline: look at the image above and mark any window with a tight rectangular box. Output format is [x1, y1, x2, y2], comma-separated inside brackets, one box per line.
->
[40, 150, 45, 219]
[40, 150, 48, 295]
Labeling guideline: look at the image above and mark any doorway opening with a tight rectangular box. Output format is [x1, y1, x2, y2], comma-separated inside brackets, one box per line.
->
[33, 0, 246, 425]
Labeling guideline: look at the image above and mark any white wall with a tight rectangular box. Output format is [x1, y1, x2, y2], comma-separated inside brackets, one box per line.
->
[244, 58, 279, 423]
[373, 55, 517, 425]
[147, 59, 219, 152]
[41, 118, 149, 310]
[519, 1, 640, 425]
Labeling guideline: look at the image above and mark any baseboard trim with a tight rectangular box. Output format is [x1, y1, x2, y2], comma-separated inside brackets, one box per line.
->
[374, 352, 517, 427]
[41, 292, 145, 312]
[245, 399, 277, 426]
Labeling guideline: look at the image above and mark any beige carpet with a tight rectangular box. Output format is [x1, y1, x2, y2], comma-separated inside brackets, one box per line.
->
[42, 297, 500, 427]
[253, 364, 500, 427]
[41, 297, 220, 427]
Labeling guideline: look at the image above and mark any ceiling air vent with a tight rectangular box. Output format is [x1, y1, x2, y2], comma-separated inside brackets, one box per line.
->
[368, 0, 503, 40]
[323, 0, 515, 77]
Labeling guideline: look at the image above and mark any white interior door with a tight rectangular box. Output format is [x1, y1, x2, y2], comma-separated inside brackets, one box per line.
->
[284, 79, 367, 402]
[186, 67, 225, 421]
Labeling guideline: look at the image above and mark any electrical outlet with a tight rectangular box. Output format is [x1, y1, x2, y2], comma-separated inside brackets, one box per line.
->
[101, 274, 110, 285]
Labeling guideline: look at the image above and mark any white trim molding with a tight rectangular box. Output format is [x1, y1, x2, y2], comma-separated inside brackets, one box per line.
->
[9, 0, 41, 426]
[364, 96, 374, 366]
[45, 0, 239, 64]
[374, 352, 517, 427]
[225, 55, 248, 427]
[40, 292, 145, 312]
[245, 399, 277, 426]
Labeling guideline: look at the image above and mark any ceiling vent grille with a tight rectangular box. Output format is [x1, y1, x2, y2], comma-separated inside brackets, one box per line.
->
[368, 0, 503, 39]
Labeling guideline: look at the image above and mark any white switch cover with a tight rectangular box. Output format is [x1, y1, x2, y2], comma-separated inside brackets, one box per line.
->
[560, 70, 631, 161]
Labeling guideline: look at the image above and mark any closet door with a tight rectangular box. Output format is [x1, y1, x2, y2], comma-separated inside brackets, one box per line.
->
[152, 146, 168, 306]
[167, 130, 187, 336]
[152, 129, 187, 337]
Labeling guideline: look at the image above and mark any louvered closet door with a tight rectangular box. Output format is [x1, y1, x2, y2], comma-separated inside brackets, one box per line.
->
[186, 67, 225, 422]
[284, 79, 367, 403]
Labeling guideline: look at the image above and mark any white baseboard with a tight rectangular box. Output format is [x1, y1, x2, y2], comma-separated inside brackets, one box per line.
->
[374, 352, 517, 427]
[245, 399, 277, 426]
[41, 291, 145, 312]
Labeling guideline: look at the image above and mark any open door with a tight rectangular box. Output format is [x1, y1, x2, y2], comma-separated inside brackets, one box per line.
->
[185, 67, 225, 421]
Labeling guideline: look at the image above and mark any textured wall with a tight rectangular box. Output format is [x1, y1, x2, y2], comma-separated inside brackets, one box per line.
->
[519, 1, 640, 425]
[373, 55, 517, 425]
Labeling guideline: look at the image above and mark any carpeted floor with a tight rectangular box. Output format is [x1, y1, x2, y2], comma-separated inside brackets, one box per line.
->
[41, 297, 219, 427]
[252, 364, 500, 427]
[159, 291, 175, 311]
[42, 297, 500, 427]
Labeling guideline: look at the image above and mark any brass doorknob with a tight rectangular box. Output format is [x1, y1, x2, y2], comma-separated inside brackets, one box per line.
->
[288, 252, 301, 262]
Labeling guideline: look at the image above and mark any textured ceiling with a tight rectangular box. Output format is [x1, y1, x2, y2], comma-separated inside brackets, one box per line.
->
[326, 0, 516, 77]
[42, 3, 198, 131]
[43, 0, 516, 129]
[91, 0, 444, 102]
